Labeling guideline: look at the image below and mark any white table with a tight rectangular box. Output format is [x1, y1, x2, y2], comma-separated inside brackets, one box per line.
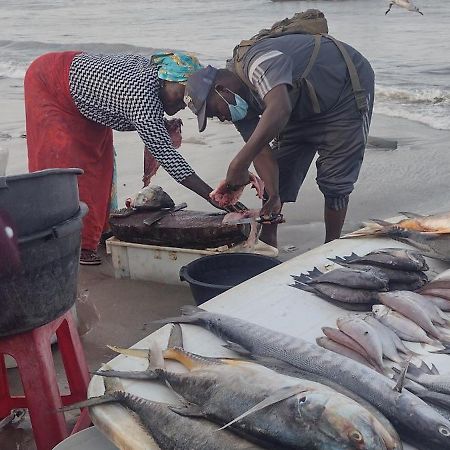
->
[88, 235, 450, 450]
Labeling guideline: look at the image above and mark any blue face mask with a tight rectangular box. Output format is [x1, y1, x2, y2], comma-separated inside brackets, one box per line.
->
[216, 88, 248, 122]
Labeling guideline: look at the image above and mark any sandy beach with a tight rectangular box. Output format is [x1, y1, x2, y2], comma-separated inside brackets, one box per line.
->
[2, 74, 449, 259]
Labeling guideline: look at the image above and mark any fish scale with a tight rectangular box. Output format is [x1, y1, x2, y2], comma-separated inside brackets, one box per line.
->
[165, 306, 450, 450]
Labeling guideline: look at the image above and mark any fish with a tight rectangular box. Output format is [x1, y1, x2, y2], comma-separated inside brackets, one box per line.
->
[378, 292, 446, 340]
[417, 293, 450, 312]
[389, 291, 448, 326]
[328, 261, 429, 286]
[337, 317, 385, 371]
[159, 306, 450, 449]
[112, 326, 401, 448]
[316, 336, 377, 369]
[402, 362, 450, 396]
[343, 211, 450, 236]
[361, 315, 405, 363]
[61, 377, 262, 450]
[328, 248, 428, 272]
[420, 281, 450, 302]
[321, 326, 371, 360]
[97, 344, 398, 450]
[304, 266, 390, 290]
[292, 281, 381, 305]
[372, 305, 438, 345]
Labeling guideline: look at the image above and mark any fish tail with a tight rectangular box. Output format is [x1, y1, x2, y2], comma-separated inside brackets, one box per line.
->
[60, 375, 122, 412]
[153, 305, 206, 326]
[167, 323, 184, 349]
[59, 393, 117, 412]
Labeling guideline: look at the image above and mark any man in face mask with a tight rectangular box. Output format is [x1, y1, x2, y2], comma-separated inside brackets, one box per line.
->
[184, 33, 374, 249]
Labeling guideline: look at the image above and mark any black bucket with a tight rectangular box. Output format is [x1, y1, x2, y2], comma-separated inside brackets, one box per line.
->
[179, 253, 281, 305]
[0, 168, 83, 237]
[0, 204, 87, 337]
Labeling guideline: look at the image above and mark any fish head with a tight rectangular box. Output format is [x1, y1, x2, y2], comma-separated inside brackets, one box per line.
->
[292, 390, 401, 449]
[398, 395, 450, 448]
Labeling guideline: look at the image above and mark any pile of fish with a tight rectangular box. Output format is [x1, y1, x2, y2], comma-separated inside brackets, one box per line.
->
[63, 304, 450, 449]
[343, 211, 450, 261]
[64, 325, 402, 450]
[313, 270, 450, 424]
[291, 247, 429, 310]
[316, 270, 450, 369]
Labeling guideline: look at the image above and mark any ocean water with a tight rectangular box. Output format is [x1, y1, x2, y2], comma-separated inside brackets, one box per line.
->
[0, 0, 449, 130]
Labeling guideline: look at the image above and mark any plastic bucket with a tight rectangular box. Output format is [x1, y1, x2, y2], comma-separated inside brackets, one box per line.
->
[0, 204, 87, 337]
[179, 252, 281, 305]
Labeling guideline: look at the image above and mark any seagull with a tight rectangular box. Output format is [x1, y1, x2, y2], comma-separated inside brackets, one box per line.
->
[385, 0, 424, 15]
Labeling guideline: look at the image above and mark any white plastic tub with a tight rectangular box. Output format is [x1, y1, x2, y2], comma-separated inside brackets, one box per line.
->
[106, 237, 278, 285]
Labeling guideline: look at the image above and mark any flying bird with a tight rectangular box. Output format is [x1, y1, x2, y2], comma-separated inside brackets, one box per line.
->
[386, 0, 424, 15]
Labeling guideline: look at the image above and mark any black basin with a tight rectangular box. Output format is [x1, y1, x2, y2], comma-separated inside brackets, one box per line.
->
[0, 205, 87, 337]
[0, 168, 83, 237]
[179, 253, 281, 305]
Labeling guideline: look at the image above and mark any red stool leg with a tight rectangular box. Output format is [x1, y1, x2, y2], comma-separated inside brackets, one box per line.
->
[57, 313, 90, 403]
[56, 312, 91, 433]
[15, 332, 68, 450]
[0, 355, 11, 418]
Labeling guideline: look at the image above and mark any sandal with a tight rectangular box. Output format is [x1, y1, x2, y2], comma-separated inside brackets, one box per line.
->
[80, 249, 102, 265]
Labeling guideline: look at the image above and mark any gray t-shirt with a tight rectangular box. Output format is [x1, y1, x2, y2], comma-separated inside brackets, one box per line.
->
[232, 34, 369, 141]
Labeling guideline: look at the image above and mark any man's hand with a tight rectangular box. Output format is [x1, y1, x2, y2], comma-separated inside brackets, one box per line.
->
[259, 195, 283, 223]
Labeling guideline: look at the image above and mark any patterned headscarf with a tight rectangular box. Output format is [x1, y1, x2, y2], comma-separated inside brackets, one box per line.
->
[151, 51, 203, 83]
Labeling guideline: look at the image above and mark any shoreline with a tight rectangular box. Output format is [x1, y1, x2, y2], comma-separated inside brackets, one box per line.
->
[2, 77, 450, 258]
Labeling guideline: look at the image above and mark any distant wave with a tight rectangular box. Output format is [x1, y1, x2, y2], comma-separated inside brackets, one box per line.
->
[376, 85, 450, 105]
[375, 84, 450, 130]
[0, 39, 168, 79]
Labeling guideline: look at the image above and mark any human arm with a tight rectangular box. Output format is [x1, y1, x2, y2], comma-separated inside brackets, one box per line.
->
[252, 146, 282, 218]
[226, 84, 292, 188]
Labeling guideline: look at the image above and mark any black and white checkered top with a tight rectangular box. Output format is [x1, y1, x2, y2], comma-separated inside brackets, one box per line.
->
[69, 53, 194, 182]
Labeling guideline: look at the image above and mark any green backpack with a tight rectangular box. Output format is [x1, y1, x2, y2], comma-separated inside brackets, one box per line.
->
[231, 9, 367, 113]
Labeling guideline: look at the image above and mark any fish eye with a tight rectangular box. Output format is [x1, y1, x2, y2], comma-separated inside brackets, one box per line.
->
[349, 430, 364, 443]
[298, 395, 307, 404]
[439, 426, 450, 437]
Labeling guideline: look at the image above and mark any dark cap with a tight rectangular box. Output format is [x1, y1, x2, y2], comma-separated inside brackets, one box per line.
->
[184, 65, 218, 132]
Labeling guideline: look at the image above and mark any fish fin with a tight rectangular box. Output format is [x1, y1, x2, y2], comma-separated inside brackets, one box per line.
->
[222, 341, 252, 357]
[107, 345, 148, 359]
[217, 385, 308, 431]
[148, 340, 165, 371]
[399, 211, 424, 219]
[341, 223, 384, 238]
[291, 273, 313, 284]
[309, 267, 323, 278]
[167, 324, 184, 349]
[91, 369, 158, 380]
[393, 357, 411, 393]
[430, 363, 440, 375]
[169, 403, 204, 418]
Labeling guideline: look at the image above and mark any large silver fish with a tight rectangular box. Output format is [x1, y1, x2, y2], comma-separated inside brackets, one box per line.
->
[62, 378, 262, 450]
[161, 306, 450, 449]
[98, 345, 398, 450]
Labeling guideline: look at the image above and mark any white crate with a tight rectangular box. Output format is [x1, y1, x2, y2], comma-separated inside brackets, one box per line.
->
[106, 237, 278, 285]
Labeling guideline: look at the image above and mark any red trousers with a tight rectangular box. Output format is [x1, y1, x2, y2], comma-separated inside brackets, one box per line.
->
[25, 51, 113, 251]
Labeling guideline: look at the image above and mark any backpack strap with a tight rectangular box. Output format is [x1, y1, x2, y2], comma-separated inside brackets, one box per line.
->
[323, 34, 368, 112]
[292, 34, 322, 114]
